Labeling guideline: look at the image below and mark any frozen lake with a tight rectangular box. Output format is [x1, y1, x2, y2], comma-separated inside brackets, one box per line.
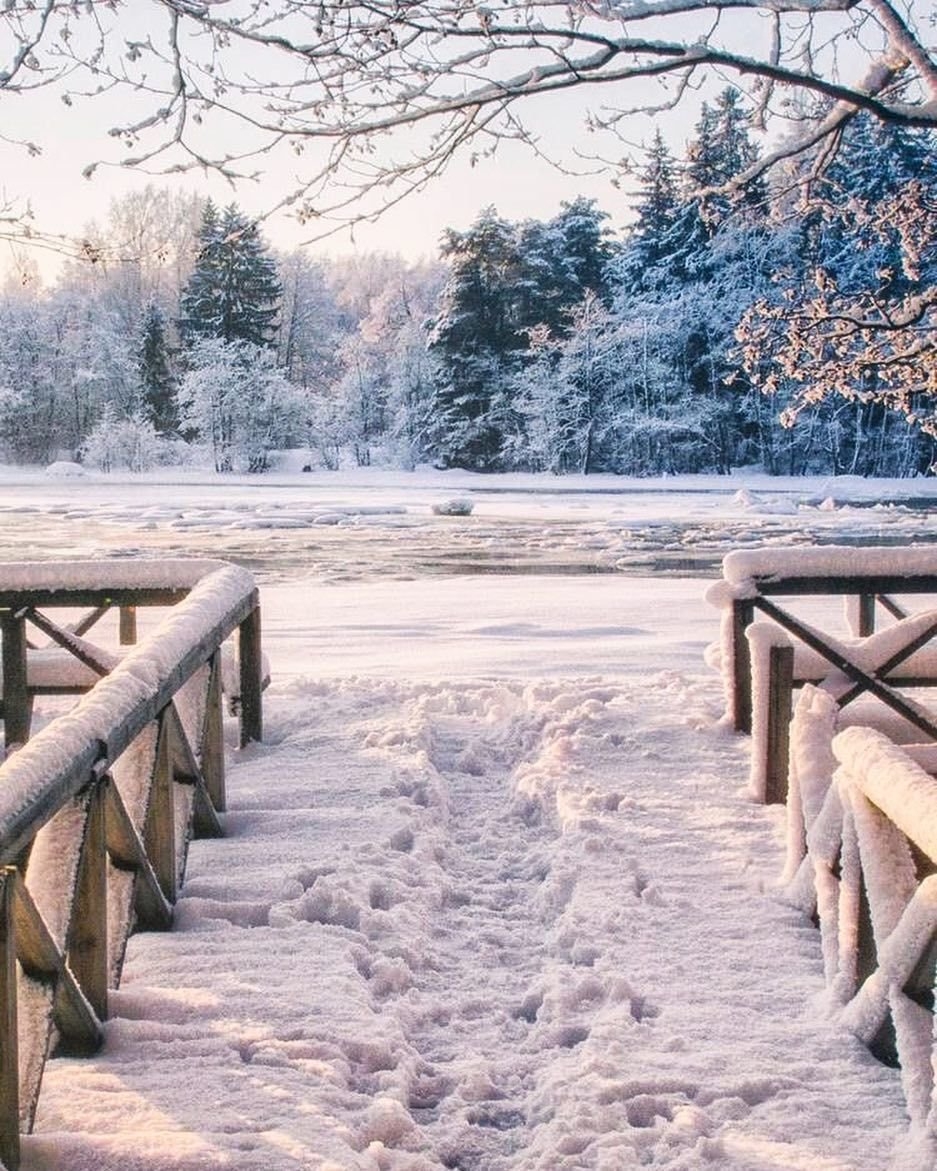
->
[0, 467, 934, 582]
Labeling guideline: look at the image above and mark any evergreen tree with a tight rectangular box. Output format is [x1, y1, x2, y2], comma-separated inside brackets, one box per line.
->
[427, 208, 525, 468]
[625, 131, 681, 276]
[179, 202, 282, 348]
[138, 301, 177, 432]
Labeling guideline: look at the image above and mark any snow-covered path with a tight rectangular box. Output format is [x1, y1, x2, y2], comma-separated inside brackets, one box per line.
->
[21, 577, 909, 1171]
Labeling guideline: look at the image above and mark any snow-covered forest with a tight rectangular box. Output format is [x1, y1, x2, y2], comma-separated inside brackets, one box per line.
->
[1, 91, 934, 480]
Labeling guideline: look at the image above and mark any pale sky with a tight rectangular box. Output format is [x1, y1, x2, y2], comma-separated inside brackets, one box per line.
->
[0, 8, 712, 282]
[1, 85, 671, 279]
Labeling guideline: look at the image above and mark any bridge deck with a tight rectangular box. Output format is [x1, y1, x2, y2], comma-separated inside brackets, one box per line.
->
[22, 578, 909, 1171]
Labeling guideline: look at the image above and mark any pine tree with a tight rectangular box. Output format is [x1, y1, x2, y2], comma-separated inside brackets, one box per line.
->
[179, 202, 282, 348]
[138, 301, 176, 432]
[427, 208, 525, 468]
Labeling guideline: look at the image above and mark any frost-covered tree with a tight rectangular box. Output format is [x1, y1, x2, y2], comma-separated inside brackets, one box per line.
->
[179, 203, 282, 349]
[138, 301, 177, 432]
[81, 404, 170, 472]
[277, 251, 346, 391]
[513, 294, 622, 474]
[739, 115, 937, 475]
[176, 337, 303, 472]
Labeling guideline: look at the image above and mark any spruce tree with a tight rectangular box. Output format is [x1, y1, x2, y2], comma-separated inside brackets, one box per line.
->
[138, 301, 176, 432]
[179, 202, 282, 348]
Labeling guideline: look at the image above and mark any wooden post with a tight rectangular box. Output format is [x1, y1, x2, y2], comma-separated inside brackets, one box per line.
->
[764, 643, 794, 805]
[202, 654, 226, 812]
[857, 594, 875, 638]
[1, 611, 30, 750]
[0, 870, 19, 1171]
[68, 781, 109, 1022]
[145, 718, 177, 903]
[238, 602, 263, 747]
[118, 606, 138, 646]
[732, 599, 756, 734]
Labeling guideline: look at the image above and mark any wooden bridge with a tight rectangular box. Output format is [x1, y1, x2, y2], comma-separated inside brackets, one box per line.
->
[0, 560, 264, 1170]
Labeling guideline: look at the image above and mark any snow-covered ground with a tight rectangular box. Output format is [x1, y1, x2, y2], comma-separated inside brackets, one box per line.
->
[4, 466, 932, 1170]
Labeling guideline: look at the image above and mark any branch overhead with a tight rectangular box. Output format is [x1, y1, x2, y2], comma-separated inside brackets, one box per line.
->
[0, 0, 934, 230]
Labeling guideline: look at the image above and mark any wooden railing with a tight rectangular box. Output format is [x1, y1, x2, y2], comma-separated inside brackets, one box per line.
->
[781, 687, 937, 1158]
[0, 560, 264, 1170]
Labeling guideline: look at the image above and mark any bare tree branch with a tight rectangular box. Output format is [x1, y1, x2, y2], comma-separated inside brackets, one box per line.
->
[0, 0, 933, 233]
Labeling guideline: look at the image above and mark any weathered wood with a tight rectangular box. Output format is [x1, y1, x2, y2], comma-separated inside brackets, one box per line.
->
[0, 561, 261, 1147]
[145, 716, 177, 903]
[202, 654, 226, 812]
[0, 869, 19, 1171]
[754, 597, 937, 743]
[68, 782, 108, 1021]
[71, 605, 112, 638]
[732, 599, 755, 734]
[1, 611, 31, 750]
[11, 878, 101, 1055]
[119, 606, 138, 646]
[877, 594, 909, 622]
[26, 607, 117, 677]
[857, 594, 875, 638]
[238, 600, 264, 746]
[165, 704, 224, 837]
[103, 782, 173, 932]
[764, 643, 794, 806]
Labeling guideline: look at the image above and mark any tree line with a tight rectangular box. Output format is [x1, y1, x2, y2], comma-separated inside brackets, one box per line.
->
[0, 90, 934, 477]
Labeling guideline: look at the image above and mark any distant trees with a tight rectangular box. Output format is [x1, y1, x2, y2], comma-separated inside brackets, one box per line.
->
[179, 203, 282, 348]
[427, 199, 614, 469]
[0, 84, 932, 478]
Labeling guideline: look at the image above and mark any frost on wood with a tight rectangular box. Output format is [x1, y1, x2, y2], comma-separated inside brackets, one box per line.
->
[723, 546, 937, 588]
[0, 562, 256, 852]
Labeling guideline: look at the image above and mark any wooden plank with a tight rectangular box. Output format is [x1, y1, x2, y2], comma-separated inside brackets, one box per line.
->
[165, 704, 224, 837]
[1, 612, 31, 750]
[145, 717, 177, 903]
[238, 601, 264, 746]
[71, 605, 112, 638]
[25, 608, 117, 677]
[201, 655, 226, 812]
[753, 597, 937, 743]
[764, 643, 794, 806]
[732, 599, 755, 733]
[10, 877, 102, 1055]
[857, 594, 875, 638]
[103, 783, 173, 931]
[67, 782, 108, 1021]
[0, 869, 19, 1171]
[119, 606, 137, 646]
[836, 615, 937, 708]
[754, 574, 937, 597]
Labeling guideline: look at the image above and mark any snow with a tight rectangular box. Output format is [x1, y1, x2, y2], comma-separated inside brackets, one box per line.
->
[0, 467, 931, 1170]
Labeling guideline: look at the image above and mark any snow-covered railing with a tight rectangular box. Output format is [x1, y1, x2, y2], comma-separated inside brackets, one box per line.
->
[0, 560, 263, 1170]
[708, 545, 937, 735]
[744, 610, 937, 804]
[785, 710, 937, 1163]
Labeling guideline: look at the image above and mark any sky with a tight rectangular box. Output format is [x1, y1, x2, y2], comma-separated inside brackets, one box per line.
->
[0, 2, 731, 280]
[4, 468, 937, 1170]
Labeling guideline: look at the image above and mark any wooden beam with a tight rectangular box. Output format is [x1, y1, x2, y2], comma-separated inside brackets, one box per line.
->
[145, 717, 177, 904]
[857, 594, 875, 638]
[0, 869, 19, 1171]
[201, 655, 226, 813]
[119, 606, 137, 646]
[11, 877, 102, 1055]
[103, 783, 173, 932]
[764, 644, 794, 806]
[238, 601, 264, 746]
[732, 599, 755, 734]
[67, 783, 108, 1022]
[1, 612, 31, 750]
